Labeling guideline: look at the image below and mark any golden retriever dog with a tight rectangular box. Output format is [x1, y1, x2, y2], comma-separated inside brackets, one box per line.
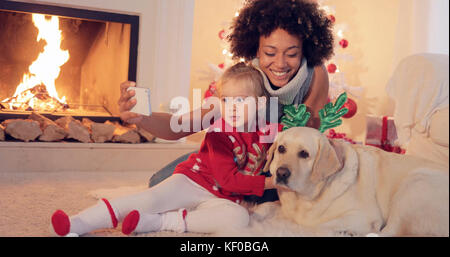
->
[261, 127, 449, 236]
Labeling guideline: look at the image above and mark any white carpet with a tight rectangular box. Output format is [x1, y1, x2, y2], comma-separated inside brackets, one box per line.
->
[0, 171, 338, 237]
[0, 171, 201, 237]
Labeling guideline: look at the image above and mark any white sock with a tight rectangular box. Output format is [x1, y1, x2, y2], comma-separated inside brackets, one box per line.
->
[69, 200, 117, 235]
[160, 209, 187, 233]
[134, 213, 163, 233]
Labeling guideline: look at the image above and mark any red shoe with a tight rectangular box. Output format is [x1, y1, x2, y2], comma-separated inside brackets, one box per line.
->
[51, 210, 70, 236]
[122, 210, 140, 235]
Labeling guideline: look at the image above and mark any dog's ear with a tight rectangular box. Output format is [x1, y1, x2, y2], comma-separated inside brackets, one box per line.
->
[263, 141, 277, 172]
[310, 136, 342, 183]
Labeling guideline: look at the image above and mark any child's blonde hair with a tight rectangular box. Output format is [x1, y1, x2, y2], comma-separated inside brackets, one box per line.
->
[215, 62, 268, 98]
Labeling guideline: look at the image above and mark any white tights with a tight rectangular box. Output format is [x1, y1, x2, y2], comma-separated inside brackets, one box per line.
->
[72, 174, 249, 234]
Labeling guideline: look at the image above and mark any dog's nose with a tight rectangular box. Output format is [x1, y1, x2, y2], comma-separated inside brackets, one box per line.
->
[276, 167, 291, 184]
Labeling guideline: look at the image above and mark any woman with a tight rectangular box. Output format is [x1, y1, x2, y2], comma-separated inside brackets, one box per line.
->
[118, 0, 334, 203]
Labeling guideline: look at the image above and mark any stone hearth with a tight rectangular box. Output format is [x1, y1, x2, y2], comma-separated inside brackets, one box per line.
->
[0, 141, 199, 172]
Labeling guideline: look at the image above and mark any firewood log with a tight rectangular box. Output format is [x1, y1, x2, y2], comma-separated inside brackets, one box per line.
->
[134, 124, 156, 142]
[54, 116, 91, 143]
[82, 118, 115, 143]
[1, 119, 42, 142]
[105, 120, 141, 144]
[29, 112, 66, 142]
[0, 102, 10, 110]
[0, 124, 5, 141]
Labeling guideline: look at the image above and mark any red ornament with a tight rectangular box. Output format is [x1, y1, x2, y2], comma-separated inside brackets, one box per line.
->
[328, 15, 336, 23]
[327, 63, 337, 73]
[339, 39, 349, 48]
[342, 98, 357, 118]
[204, 82, 217, 99]
[327, 129, 356, 144]
[218, 63, 225, 69]
[218, 29, 226, 40]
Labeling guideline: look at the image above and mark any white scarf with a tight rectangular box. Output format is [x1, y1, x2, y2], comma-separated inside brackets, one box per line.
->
[252, 57, 309, 105]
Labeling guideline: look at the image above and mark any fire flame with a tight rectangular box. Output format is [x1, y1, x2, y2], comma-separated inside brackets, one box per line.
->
[1, 14, 69, 111]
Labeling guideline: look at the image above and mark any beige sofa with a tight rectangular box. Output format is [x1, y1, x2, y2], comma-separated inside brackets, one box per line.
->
[386, 53, 449, 167]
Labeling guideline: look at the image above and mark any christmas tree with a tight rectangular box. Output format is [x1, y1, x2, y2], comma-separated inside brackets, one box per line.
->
[319, 0, 362, 119]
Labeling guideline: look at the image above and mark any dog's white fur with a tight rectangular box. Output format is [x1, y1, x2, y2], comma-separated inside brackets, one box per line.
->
[259, 127, 449, 236]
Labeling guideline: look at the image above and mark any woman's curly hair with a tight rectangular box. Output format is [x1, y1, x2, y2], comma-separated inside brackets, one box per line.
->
[228, 0, 334, 67]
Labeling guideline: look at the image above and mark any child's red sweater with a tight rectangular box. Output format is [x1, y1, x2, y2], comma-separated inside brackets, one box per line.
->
[174, 119, 280, 203]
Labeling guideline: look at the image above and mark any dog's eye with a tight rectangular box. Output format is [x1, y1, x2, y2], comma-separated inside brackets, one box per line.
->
[298, 150, 309, 159]
[278, 145, 286, 154]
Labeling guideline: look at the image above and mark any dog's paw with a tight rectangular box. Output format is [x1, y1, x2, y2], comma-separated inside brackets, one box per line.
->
[251, 202, 280, 222]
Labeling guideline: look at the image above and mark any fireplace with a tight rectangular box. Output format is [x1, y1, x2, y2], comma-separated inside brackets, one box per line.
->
[0, 1, 139, 122]
[0, 1, 200, 172]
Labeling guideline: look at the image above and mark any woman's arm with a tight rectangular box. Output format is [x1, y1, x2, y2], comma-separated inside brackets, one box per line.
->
[118, 81, 218, 140]
[135, 108, 216, 140]
[302, 65, 330, 129]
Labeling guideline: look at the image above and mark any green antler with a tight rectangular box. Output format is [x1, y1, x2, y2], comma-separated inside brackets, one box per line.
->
[318, 92, 349, 133]
[281, 104, 311, 131]
[280, 92, 349, 133]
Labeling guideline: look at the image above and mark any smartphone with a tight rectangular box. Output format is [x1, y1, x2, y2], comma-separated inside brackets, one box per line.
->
[127, 86, 152, 116]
